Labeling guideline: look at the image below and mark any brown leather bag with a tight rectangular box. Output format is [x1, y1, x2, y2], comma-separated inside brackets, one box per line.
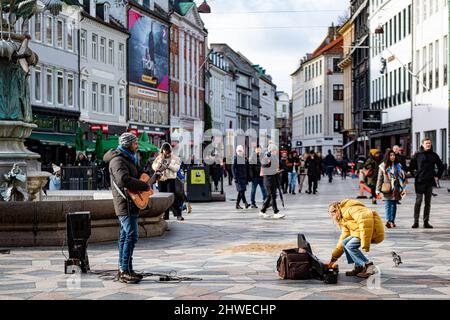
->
[277, 248, 312, 280]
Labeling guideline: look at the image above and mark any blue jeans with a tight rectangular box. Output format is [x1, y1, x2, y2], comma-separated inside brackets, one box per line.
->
[118, 214, 139, 272]
[288, 172, 297, 191]
[342, 236, 369, 267]
[385, 200, 397, 222]
[251, 177, 268, 204]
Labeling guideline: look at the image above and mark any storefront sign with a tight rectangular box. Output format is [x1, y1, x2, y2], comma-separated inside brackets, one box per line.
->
[59, 119, 77, 133]
[362, 110, 382, 131]
[90, 124, 109, 133]
[33, 115, 55, 131]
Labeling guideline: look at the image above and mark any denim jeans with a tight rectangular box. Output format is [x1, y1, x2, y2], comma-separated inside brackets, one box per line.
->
[342, 236, 369, 267]
[326, 166, 334, 182]
[118, 214, 139, 272]
[288, 172, 297, 191]
[250, 177, 268, 204]
[385, 200, 397, 222]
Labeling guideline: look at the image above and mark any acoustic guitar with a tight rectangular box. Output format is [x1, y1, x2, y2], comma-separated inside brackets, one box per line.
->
[127, 173, 155, 210]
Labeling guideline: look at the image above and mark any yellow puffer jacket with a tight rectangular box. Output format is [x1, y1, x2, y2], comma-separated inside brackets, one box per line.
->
[331, 199, 384, 260]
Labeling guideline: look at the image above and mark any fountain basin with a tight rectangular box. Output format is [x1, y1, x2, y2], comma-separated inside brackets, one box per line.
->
[0, 193, 174, 247]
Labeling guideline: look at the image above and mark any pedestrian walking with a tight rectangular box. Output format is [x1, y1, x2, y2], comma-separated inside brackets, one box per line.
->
[249, 146, 268, 208]
[232, 145, 250, 210]
[392, 145, 408, 171]
[259, 144, 285, 219]
[305, 150, 320, 194]
[409, 138, 445, 229]
[323, 150, 338, 183]
[328, 199, 384, 278]
[362, 149, 381, 204]
[104, 133, 151, 284]
[208, 151, 222, 192]
[297, 153, 308, 193]
[341, 155, 349, 180]
[376, 149, 406, 229]
[152, 143, 184, 221]
[280, 152, 289, 193]
[224, 158, 233, 186]
[287, 151, 300, 194]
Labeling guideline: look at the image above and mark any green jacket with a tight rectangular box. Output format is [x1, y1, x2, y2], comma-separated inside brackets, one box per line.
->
[364, 156, 379, 186]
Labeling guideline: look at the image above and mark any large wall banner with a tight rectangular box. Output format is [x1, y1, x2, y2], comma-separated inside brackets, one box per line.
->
[128, 9, 169, 92]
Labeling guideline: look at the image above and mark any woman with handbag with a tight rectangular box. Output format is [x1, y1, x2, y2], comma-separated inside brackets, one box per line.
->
[376, 149, 406, 228]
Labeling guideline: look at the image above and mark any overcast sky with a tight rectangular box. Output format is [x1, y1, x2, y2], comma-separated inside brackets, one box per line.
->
[197, 0, 349, 95]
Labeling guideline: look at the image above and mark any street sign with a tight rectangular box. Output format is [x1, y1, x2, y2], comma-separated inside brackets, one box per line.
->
[362, 110, 382, 131]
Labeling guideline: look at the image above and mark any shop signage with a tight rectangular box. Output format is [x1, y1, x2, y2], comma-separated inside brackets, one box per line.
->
[90, 124, 109, 133]
[33, 115, 55, 131]
[59, 119, 77, 133]
[362, 110, 382, 131]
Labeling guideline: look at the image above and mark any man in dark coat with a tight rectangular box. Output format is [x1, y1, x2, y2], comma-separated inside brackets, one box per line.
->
[323, 150, 338, 183]
[104, 133, 153, 284]
[232, 145, 250, 210]
[305, 150, 320, 194]
[249, 146, 268, 208]
[259, 144, 285, 219]
[409, 138, 444, 229]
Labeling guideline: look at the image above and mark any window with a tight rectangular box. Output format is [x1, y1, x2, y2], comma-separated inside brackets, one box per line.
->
[389, 19, 392, 46]
[34, 66, 41, 102]
[315, 115, 319, 134]
[408, 5, 412, 34]
[398, 12, 401, 41]
[333, 58, 341, 73]
[92, 83, 98, 112]
[333, 84, 344, 100]
[92, 34, 98, 60]
[67, 73, 74, 107]
[108, 40, 114, 65]
[423, 46, 427, 92]
[80, 30, 87, 57]
[130, 99, 135, 120]
[282, 104, 286, 113]
[57, 71, 64, 105]
[46, 69, 52, 103]
[423, 0, 427, 21]
[416, 50, 420, 94]
[81, 80, 86, 110]
[45, 16, 53, 45]
[312, 115, 315, 134]
[119, 88, 125, 116]
[441, 129, 447, 163]
[436, 40, 440, 88]
[108, 87, 114, 114]
[320, 85, 322, 103]
[320, 114, 322, 133]
[393, 15, 397, 44]
[56, 19, 63, 48]
[316, 87, 318, 104]
[100, 85, 106, 112]
[67, 21, 74, 51]
[334, 114, 344, 132]
[416, 0, 421, 25]
[415, 132, 421, 152]
[305, 118, 308, 135]
[403, 8, 407, 38]
[34, 14, 42, 42]
[100, 37, 106, 63]
[444, 35, 448, 85]
[119, 43, 124, 70]
[138, 100, 142, 122]
[429, 43, 433, 91]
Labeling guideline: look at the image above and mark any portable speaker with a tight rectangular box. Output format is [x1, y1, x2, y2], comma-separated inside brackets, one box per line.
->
[66, 212, 91, 273]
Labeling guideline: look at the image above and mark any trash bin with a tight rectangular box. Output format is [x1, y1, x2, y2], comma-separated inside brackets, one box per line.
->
[186, 165, 211, 202]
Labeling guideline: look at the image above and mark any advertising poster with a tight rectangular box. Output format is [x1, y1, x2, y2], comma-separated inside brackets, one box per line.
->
[128, 9, 169, 92]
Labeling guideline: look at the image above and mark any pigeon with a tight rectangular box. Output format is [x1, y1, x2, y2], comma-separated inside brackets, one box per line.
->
[392, 251, 402, 267]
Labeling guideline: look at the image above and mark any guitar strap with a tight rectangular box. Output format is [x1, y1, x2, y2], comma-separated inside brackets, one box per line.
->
[112, 179, 127, 200]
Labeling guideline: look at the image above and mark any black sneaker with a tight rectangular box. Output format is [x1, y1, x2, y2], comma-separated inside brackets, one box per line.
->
[424, 222, 434, 229]
[411, 222, 419, 229]
[292, 192, 296, 195]
[119, 271, 141, 284]
[130, 270, 144, 280]
[177, 216, 184, 221]
[251, 204, 258, 209]
[236, 205, 243, 209]
[245, 203, 251, 209]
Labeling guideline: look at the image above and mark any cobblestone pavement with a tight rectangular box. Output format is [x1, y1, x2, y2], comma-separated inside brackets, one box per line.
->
[1, 177, 450, 300]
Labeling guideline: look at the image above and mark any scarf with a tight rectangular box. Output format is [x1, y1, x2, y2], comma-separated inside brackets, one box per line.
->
[118, 146, 138, 165]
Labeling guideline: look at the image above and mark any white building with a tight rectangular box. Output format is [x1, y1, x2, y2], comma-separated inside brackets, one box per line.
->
[258, 71, 277, 139]
[295, 28, 344, 156]
[291, 61, 305, 154]
[208, 51, 227, 133]
[369, 0, 413, 155]
[411, 0, 448, 163]
[275, 91, 291, 150]
[79, 1, 128, 139]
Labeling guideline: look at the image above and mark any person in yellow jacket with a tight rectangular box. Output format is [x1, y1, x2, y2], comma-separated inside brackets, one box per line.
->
[328, 199, 385, 278]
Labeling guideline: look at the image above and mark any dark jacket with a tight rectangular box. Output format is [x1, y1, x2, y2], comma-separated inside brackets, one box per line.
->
[364, 156, 380, 186]
[249, 153, 262, 180]
[409, 147, 444, 194]
[232, 156, 249, 191]
[306, 156, 321, 178]
[323, 154, 338, 167]
[104, 148, 149, 216]
[396, 153, 408, 172]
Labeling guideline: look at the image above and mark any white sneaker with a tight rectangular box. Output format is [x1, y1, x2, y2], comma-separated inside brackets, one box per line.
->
[272, 213, 286, 219]
[259, 211, 272, 219]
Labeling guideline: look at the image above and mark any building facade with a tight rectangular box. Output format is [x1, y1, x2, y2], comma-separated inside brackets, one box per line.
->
[275, 91, 291, 151]
[208, 51, 228, 133]
[169, 0, 207, 160]
[256, 66, 277, 145]
[291, 60, 305, 154]
[338, 17, 356, 158]
[295, 28, 344, 157]
[351, 0, 371, 155]
[412, 0, 448, 164]
[26, 5, 80, 165]
[369, 0, 413, 155]
[79, 1, 129, 142]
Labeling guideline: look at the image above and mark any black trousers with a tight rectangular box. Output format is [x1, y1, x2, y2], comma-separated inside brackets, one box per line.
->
[308, 175, 318, 193]
[158, 179, 182, 218]
[236, 191, 248, 206]
[262, 180, 278, 213]
[414, 185, 433, 223]
[281, 172, 289, 192]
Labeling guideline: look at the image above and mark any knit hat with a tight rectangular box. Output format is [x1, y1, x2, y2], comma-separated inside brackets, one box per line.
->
[119, 132, 137, 148]
[370, 149, 379, 156]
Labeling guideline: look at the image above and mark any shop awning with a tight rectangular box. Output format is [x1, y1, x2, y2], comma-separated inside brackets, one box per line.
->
[28, 132, 76, 147]
[342, 140, 356, 149]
